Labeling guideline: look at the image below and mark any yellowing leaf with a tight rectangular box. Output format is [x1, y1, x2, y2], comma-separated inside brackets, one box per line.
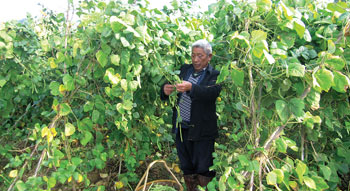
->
[65, 123, 76, 136]
[68, 176, 72, 183]
[47, 131, 53, 143]
[50, 128, 57, 137]
[78, 174, 83, 183]
[59, 84, 66, 93]
[115, 181, 124, 189]
[48, 57, 57, 69]
[41, 126, 49, 138]
[174, 165, 181, 173]
[9, 170, 18, 178]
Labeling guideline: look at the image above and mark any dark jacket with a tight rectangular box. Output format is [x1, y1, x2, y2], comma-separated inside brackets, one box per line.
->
[161, 64, 221, 141]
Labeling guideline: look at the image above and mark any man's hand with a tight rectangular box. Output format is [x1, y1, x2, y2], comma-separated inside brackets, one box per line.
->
[175, 81, 192, 93]
[163, 84, 175, 95]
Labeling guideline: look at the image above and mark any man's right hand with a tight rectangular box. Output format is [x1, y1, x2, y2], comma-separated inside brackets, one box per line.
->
[163, 84, 175, 96]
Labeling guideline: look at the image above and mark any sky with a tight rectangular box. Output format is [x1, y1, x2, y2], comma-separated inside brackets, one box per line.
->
[0, 0, 216, 22]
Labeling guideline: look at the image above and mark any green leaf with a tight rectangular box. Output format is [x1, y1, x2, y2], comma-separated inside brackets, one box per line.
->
[332, 71, 350, 93]
[296, 161, 307, 183]
[303, 176, 316, 190]
[314, 68, 333, 92]
[266, 171, 277, 185]
[110, 16, 127, 32]
[327, 2, 347, 13]
[251, 30, 267, 43]
[41, 39, 50, 52]
[63, 74, 75, 91]
[123, 100, 133, 111]
[56, 52, 65, 63]
[312, 176, 329, 190]
[110, 54, 120, 65]
[327, 40, 336, 54]
[121, 79, 128, 91]
[15, 181, 27, 191]
[281, 33, 296, 48]
[217, 65, 229, 84]
[101, 43, 111, 55]
[48, 177, 56, 188]
[83, 101, 94, 112]
[65, 123, 76, 137]
[72, 157, 83, 166]
[325, 55, 345, 70]
[0, 79, 6, 87]
[289, 98, 305, 118]
[92, 110, 100, 123]
[293, 19, 305, 38]
[231, 67, 244, 86]
[49, 81, 60, 96]
[276, 138, 287, 153]
[319, 165, 331, 181]
[80, 131, 93, 146]
[276, 100, 290, 123]
[288, 62, 305, 77]
[96, 50, 108, 67]
[60, 103, 71, 116]
[121, 50, 130, 66]
[272, 169, 284, 183]
[120, 37, 130, 47]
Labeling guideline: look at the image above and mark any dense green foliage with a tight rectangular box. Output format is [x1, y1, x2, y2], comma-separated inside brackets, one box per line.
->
[0, 0, 349, 190]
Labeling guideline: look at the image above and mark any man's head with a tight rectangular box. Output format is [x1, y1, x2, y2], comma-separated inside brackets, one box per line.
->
[191, 39, 212, 72]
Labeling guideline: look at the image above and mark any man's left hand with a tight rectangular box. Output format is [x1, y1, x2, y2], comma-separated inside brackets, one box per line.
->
[175, 81, 192, 93]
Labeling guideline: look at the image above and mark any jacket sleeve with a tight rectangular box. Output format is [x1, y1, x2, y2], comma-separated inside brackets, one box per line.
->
[189, 70, 221, 101]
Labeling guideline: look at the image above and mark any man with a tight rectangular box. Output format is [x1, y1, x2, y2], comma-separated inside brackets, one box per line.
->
[160, 39, 221, 191]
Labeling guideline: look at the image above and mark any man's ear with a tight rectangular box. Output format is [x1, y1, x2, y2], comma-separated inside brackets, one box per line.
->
[208, 54, 213, 61]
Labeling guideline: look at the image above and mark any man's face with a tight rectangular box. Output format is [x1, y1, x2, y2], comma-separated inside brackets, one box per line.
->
[191, 47, 212, 72]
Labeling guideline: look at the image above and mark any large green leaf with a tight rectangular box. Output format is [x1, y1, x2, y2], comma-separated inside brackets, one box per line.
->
[319, 165, 331, 181]
[288, 62, 305, 77]
[266, 171, 277, 185]
[80, 131, 93, 146]
[96, 50, 108, 68]
[276, 100, 290, 123]
[110, 54, 120, 66]
[312, 176, 329, 191]
[314, 68, 333, 92]
[296, 161, 307, 183]
[327, 2, 347, 13]
[303, 176, 316, 190]
[49, 81, 60, 96]
[63, 74, 75, 91]
[121, 50, 130, 66]
[281, 32, 296, 48]
[217, 65, 229, 84]
[60, 103, 71, 116]
[293, 19, 305, 38]
[332, 71, 350, 93]
[325, 55, 345, 70]
[289, 98, 305, 118]
[251, 30, 267, 43]
[231, 67, 244, 87]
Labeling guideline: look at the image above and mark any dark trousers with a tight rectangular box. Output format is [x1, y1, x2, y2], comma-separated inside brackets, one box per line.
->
[176, 128, 216, 177]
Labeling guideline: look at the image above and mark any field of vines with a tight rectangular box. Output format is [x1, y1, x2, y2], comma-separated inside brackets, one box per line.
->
[1, 0, 350, 190]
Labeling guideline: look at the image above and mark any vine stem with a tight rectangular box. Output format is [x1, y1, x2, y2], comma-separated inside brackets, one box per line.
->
[34, 149, 47, 177]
